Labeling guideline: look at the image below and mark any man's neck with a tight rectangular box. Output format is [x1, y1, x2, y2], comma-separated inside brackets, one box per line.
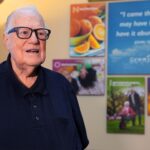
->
[11, 60, 38, 88]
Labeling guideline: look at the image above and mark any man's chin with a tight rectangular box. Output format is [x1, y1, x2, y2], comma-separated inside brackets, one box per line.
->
[27, 61, 44, 67]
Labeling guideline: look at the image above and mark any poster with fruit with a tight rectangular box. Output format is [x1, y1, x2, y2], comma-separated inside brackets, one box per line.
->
[53, 58, 105, 95]
[107, 77, 145, 134]
[70, 3, 105, 57]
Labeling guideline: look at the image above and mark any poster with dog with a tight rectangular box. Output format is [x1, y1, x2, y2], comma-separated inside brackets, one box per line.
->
[53, 58, 105, 95]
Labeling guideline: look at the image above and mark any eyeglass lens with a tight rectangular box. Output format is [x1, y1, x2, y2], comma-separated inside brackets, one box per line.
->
[17, 27, 50, 40]
[8, 27, 50, 40]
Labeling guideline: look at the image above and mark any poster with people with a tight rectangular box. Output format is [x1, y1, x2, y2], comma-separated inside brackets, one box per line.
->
[53, 58, 105, 95]
[70, 3, 105, 57]
[108, 0, 150, 75]
[107, 77, 145, 134]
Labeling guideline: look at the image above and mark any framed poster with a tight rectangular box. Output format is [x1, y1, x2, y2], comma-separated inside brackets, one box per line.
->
[70, 3, 106, 57]
[107, 77, 145, 134]
[108, 0, 150, 75]
[148, 78, 150, 115]
[53, 58, 105, 95]
[88, 0, 116, 1]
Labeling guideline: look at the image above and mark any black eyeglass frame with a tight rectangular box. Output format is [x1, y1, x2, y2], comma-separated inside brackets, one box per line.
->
[7, 26, 51, 41]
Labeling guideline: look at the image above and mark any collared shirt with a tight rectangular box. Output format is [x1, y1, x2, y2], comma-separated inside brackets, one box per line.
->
[0, 56, 89, 150]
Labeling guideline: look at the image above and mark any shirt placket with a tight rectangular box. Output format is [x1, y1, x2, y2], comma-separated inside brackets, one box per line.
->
[29, 93, 43, 128]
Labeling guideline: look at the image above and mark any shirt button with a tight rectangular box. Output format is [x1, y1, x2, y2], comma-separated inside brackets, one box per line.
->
[33, 105, 37, 108]
[31, 93, 35, 97]
[35, 116, 40, 121]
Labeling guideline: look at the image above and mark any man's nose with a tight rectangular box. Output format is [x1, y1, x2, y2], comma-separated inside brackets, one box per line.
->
[30, 31, 39, 42]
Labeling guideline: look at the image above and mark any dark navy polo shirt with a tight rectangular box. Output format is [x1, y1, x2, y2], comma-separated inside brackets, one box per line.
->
[0, 56, 89, 150]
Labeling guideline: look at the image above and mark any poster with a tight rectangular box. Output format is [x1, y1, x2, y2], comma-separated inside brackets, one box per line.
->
[53, 58, 105, 95]
[107, 77, 145, 134]
[88, 0, 116, 1]
[148, 78, 150, 115]
[70, 3, 105, 57]
[108, 0, 150, 75]
[88, 0, 134, 1]
[88, 0, 102, 1]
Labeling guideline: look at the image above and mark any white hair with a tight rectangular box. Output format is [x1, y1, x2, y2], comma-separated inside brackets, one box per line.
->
[5, 5, 45, 33]
[124, 101, 130, 107]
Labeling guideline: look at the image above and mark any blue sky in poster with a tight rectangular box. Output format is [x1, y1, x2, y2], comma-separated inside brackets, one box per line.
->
[108, 0, 150, 75]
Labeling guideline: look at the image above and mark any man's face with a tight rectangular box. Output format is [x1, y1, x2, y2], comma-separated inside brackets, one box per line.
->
[131, 88, 135, 94]
[4, 14, 46, 68]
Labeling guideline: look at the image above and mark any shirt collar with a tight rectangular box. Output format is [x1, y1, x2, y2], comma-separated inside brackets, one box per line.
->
[5, 54, 48, 97]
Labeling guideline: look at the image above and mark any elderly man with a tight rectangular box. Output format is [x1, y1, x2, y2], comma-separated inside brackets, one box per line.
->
[0, 6, 89, 150]
[128, 87, 142, 126]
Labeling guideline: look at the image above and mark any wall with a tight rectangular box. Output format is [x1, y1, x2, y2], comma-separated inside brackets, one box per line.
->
[0, 0, 149, 150]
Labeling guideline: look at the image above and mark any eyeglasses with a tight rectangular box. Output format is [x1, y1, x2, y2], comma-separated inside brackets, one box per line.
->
[7, 27, 51, 41]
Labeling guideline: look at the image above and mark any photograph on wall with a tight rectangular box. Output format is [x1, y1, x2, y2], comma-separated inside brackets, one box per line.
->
[88, 0, 101, 2]
[108, 0, 150, 75]
[107, 77, 145, 134]
[70, 3, 105, 57]
[147, 78, 150, 115]
[53, 58, 105, 95]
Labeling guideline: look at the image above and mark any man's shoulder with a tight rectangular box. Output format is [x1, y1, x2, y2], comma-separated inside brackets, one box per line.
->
[41, 67, 63, 78]
[0, 60, 7, 74]
[0, 60, 9, 84]
[41, 67, 73, 92]
[41, 66, 69, 85]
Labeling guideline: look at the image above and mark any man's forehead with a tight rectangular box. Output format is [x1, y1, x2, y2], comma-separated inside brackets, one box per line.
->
[13, 12, 42, 21]
[12, 13, 45, 27]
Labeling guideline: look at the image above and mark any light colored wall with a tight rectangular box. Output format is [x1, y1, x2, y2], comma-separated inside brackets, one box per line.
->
[0, 0, 150, 150]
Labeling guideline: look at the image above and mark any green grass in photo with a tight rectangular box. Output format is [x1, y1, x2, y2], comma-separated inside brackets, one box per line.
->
[107, 115, 144, 134]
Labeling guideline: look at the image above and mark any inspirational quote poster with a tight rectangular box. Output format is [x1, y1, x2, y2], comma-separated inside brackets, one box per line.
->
[88, 0, 119, 2]
[147, 78, 150, 115]
[108, 0, 150, 75]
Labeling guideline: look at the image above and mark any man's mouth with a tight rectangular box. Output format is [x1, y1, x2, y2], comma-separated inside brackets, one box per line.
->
[26, 49, 39, 53]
